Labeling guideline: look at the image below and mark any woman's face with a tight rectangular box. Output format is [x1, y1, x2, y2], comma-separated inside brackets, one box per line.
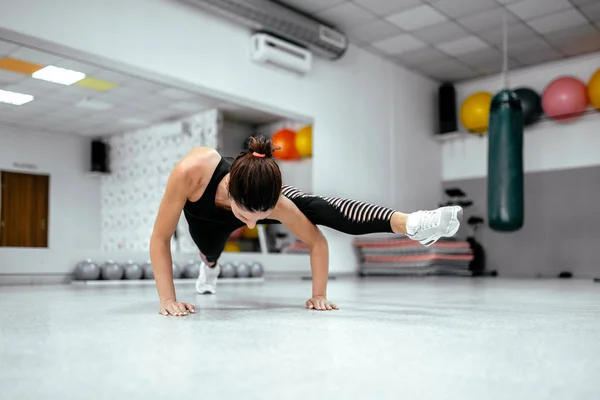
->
[230, 201, 272, 229]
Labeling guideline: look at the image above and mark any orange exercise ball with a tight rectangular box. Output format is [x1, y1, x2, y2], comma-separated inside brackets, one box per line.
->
[271, 129, 299, 160]
[588, 68, 600, 110]
[295, 125, 312, 157]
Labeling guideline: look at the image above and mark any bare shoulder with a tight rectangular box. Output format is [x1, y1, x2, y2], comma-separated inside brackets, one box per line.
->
[270, 194, 298, 222]
[170, 147, 221, 199]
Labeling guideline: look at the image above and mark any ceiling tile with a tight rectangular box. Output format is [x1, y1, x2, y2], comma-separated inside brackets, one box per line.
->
[478, 23, 539, 45]
[580, 2, 600, 22]
[92, 69, 134, 85]
[125, 78, 168, 94]
[347, 20, 403, 44]
[8, 47, 60, 65]
[315, 2, 377, 30]
[372, 34, 428, 54]
[554, 35, 600, 56]
[496, 0, 528, 4]
[506, 36, 552, 55]
[418, 59, 480, 82]
[458, 8, 520, 32]
[353, 0, 421, 17]
[394, 46, 449, 67]
[51, 59, 103, 76]
[544, 23, 599, 45]
[436, 36, 490, 56]
[0, 41, 19, 57]
[159, 88, 197, 100]
[459, 48, 503, 67]
[569, 0, 596, 5]
[412, 21, 470, 44]
[0, 69, 27, 85]
[386, 5, 448, 31]
[507, 0, 572, 21]
[431, 0, 498, 19]
[474, 58, 521, 75]
[276, 0, 346, 14]
[5, 79, 61, 96]
[527, 9, 589, 34]
[513, 47, 564, 64]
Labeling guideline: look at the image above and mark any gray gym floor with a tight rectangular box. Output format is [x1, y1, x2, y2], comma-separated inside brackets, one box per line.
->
[1, 277, 599, 399]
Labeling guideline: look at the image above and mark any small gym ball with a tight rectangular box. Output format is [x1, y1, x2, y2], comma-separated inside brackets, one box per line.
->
[74, 259, 101, 280]
[514, 87, 543, 126]
[460, 91, 493, 134]
[271, 128, 300, 160]
[142, 261, 154, 279]
[122, 260, 143, 280]
[183, 261, 201, 279]
[220, 262, 237, 278]
[101, 260, 124, 280]
[542, 76, 589, 122]
[588, 68, 600, 110]
[224, 241, 241, 252]
[295, 125, 312, 157]
[235, 262, 251, 278]
[250, 262, 264, 278]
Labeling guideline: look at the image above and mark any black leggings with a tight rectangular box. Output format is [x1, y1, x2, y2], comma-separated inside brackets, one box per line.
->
[186, 185, 396, 263]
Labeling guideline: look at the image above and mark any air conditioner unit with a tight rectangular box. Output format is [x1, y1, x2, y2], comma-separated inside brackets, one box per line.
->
[179, 0, 348, 60]
[250, 33, 312, 74]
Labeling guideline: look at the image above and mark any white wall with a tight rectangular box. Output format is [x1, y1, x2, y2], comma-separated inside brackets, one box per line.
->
[219, 119, 253, 158]
[0, 0, 440, 274]
[443, 52, 600, 181]
[0, 126, 101, 273]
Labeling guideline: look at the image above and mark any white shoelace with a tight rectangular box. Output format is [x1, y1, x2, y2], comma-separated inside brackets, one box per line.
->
[416, 210, 440, 233]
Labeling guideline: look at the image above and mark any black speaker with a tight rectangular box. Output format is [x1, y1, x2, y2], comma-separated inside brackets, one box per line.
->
[91, 139, 109, 173]
[438, 83, 457, 134]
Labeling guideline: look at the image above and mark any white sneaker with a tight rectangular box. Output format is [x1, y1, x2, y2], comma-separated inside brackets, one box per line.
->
[406, 206, 463, 247]
[195, 262, 220, 294]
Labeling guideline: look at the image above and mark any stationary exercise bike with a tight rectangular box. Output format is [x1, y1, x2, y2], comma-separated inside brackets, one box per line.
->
[439, 188, 486, 277]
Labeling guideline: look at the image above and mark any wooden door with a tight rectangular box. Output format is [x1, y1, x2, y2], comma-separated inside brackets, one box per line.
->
[0, 171, 49, 247]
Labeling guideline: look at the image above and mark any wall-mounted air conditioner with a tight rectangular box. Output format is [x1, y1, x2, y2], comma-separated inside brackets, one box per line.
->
[250, 33, 312, 75]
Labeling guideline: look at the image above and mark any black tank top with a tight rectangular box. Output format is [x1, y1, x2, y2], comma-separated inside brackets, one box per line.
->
[183, 156, 240, 225]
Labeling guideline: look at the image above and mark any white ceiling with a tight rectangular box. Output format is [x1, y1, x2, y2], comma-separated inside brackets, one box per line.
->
[0, 39, 281, 137]
[277, 0, 600, 81]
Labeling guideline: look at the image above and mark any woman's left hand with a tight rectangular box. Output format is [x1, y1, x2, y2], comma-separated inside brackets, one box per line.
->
[306, 296, 339, 311]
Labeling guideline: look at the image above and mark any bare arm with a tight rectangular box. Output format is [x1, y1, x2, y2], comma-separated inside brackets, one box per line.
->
[149, 166, 189, 306]
[271, 197, 337, 310]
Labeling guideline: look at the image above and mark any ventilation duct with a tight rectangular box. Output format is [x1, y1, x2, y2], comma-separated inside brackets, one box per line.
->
[179, 0, 348, 60]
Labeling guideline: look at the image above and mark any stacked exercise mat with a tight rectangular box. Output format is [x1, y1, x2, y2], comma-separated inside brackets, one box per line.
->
[73, 259, 264, 284]
[354, 234, 473, 276]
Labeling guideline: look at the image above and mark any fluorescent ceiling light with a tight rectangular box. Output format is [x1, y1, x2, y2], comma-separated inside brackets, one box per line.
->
[32, 65, 86, 85]
[0, 89, 34, 105]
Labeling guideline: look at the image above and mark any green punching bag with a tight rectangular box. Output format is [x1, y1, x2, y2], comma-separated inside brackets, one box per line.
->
[487, 89, 524, 232]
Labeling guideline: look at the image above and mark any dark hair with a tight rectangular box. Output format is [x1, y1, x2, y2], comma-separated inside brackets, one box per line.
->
[228, 135, 282, 212]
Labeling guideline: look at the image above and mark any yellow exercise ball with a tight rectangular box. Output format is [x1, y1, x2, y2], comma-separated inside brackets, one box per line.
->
[588, 68, 600, 110]
[224, 241, 241, 252]
[460, 91, 493, 134]
[242, 226, 259, 239]
[295, 125, 312, 157]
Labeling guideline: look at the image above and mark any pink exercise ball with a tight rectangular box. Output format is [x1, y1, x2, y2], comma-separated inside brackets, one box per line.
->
[542, 76, 589, 122]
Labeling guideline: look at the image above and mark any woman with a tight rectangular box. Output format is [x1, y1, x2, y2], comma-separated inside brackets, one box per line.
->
[150, 136, 462, 316]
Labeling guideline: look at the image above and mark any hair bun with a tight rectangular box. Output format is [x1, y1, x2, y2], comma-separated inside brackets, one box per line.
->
[247, 135, 276, 158]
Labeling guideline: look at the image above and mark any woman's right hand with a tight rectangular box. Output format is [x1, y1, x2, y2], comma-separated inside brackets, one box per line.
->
[159, 299, 196, 316]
